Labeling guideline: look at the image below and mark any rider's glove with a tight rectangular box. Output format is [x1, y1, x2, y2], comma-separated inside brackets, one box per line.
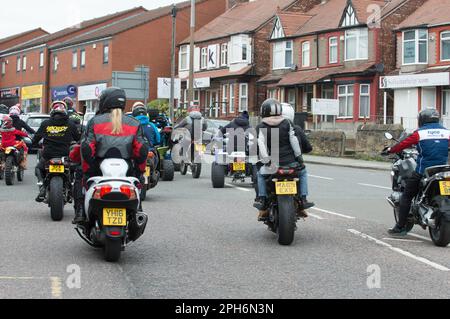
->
[296, 155, 304, 167]
[381, 147, 391, 156]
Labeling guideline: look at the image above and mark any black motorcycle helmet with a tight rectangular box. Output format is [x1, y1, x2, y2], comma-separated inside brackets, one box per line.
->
[98, 87, 126, 113]
[260, 98, 283, 118]
[148, 108, 159, 121]
[418, 108, 440, 127]
[0, 104, 8, 114]
[132, 104, 147, 117]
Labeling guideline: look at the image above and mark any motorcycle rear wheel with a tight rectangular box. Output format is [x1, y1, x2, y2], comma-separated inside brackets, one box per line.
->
[192, 164, 202, 179]
[49, 176, 64, 221]
[4, 156, 15, 186]
[180, 161, 188, 175]
[429, 220, 450, 247]
[161, 159, 175, 181]
[276, 196, 296, 246]
[211, 162, 225, 188]
[104, 237, 122, 262]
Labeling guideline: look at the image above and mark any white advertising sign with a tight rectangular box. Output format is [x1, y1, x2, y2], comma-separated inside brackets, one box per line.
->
[77, 83, 107, 101]
[380, 72, 450, 89]
[187, 77, 211, 89]
[157, 78, 181, 99]
[312, 99, 340, 116]
[207, 45, 218, 69]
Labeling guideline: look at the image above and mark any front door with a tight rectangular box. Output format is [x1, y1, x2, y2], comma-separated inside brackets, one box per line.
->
[209, 91, 219, 118]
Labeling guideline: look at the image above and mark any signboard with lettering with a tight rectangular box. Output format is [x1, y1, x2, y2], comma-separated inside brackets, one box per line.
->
[21, 85, 43, 100]
[187, 77, 211, 89]
[78, 83, 107, 101]
[207, 45, 218, 69]
[380, 73, 450, 89]
[51, 85, 77, 101]
[312, 99, 340, 116]
[0, 87, 20, 99]
[157, 78, 181, 99]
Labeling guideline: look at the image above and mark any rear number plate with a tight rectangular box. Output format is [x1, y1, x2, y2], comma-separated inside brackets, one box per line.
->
[49, 165, 64, 173]
[233, 162, 246, 171]
[145, 167, 151, 177]
[439, 181, 450, 195]
[103, 208, 127, 226]
[275, 181, 297, 195]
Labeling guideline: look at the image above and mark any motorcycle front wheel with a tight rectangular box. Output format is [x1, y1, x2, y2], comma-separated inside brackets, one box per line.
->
[429, 220, 450, 247]
[192, 163, 202, 179]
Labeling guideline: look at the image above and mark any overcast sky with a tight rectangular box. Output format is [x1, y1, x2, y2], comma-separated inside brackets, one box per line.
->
[0, 0, 189, 38]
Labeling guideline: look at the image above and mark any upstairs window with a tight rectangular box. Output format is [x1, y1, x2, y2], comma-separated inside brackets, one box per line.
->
[271, 17, 285, 39]
[302, 41, 310, 67]
[53, 55, 58, 72]
[273, 40, 293, 69]
[22, 56, 27, 71]
[341, 4, 359, 27]
[242, 42, 248, 62]
[1, 61, 6, 75]
[441, 31, 450, 61]
[403, 29, 428, 64]
[201, 47, 208, 69]
[345, 28, 368, 61]
[329, 37, 338, 64]
[103, 44, 109, 64]
[179, 45, 189, 71]
[39, 51, 44, 68]
[221, 43, 228, 66]
[16, 56, 21, 72]
[72, 51, 78, 68]
[80, 49, 86, 68]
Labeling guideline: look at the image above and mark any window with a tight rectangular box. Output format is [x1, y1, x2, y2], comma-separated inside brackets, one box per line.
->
[242, 43, 248, 62]
[442, 89, 450, 117]
[229, 84, 235, 113]
[103, 44, 109, 64]
[303, 85, 313, 111]
[271, 17, 285, 39]
[230, 35, 251, 64]
[16, 56, 21, 72]
[239, 83, 248, 112]
[441, 31, 450, 61]
[179, 45, 189, 71]
[287, 89, 296, 110]
[359, 84, 370, 118]
[341, 4, 359, 27]
[403, 29, 428, 64]
[72, 51, 78, 68]
[329, 37, 338, 64]
[39, 51, 44, 68]
[53, 55, 58, 72]
[268, 89, 278, 100]
[273, 40, 293, 69]
[22, 56, 27, 71]
[222, 84, 228, 114]
[338, 85, 354, 118]
[80, 49, 86, 67]
[302, 41, 310, 67]
[422, 87, 436, 110]
[221, 43, 228, 66]
[201, 47, 208, 69]
[194, 90, 200, 104]
[345, 28, 368, 61]
[1, 61, 5, 75]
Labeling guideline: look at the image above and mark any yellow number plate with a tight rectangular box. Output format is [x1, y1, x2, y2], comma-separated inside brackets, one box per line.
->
[49, 165, 64, 173]
[233, 162, 246, 171]
[103, 208, 127, 226]
[275, 181, 297, 195]
[439, 181, 450, 196]
[195, 144, 206, 152]
[145, 167, 151, 177]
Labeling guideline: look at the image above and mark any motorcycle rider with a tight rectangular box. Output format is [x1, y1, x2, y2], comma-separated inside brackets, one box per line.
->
[281, 103, 315, 216]
[254, 98, 303, 220]
[383, 109, 450, 235]
[219, 111, 251, 154]
[32, 101, 81, 202]
[9, 105, 35, 136]
[0, 116, 29, 168]
[79, 87, 148, 222]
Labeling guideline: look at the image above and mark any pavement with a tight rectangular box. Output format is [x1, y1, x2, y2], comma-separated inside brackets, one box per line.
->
[0, 155, 449, 299]
[304, 155, 391, 171]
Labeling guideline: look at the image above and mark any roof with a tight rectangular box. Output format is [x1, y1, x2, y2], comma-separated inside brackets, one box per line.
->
[50, 0, 205, 50]
[388, 66, 450, 76]
[0, 28, 48, 45]
[0, 7, 146, 54]
[277, 62, 376, 86]
[181, 65, 253, 81]
[396, 0, 450, 30]
[277, 12, 313, 37]
[181, 0, 297, 44]
[293, 0, 386, 37]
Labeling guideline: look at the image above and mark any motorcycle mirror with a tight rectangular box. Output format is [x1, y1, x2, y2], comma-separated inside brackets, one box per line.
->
[384, 132, 394, 140]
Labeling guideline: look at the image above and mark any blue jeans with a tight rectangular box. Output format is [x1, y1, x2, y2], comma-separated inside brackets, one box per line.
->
[257, 168, 309, 198]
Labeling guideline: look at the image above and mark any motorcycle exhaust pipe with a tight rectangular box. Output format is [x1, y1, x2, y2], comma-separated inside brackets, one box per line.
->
[386, 197, 396, 208]
[136, 212, 148, 227]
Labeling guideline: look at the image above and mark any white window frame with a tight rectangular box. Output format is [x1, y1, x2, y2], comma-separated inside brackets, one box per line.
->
[222, 84, 228, 114]
[80, 49, 86, 67]
[341, 4, 359, 27]
[53, 55, 58, 72]
[302, 41, 310, 67]
[287, 89, 296, 110]
[1, 61, 5, 75]
[338, 84, 354, 118]
[359, 84, 370, 118]
[16, 56, 21, 72]
[329, 37, 338, 64]
[179, 45, 189, 71]
[271, 17, 285, 39]
[201, 47, 208, 69]
[273, 40, 293, 70]
[72, 51, 78, 69]
[345, 28, 368, 61]
[239, 83, 248, 112]
[39, 51, 44, 68]
[103, 44, 109, 64]
[440, 31, 450, 62]
[242, 42, 248, 62]
[442, 88, 450, 117]
[402, 29, 428, 65]
[229, 84, 235, 113]
[220, 43, 228, 66]
[22, 56, 27, 71]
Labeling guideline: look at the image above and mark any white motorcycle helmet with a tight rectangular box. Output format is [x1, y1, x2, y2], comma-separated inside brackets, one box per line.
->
[281, 103, 295, 122]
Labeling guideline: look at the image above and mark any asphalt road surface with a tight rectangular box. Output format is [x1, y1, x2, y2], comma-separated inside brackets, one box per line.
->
[0, 155, 449, 299]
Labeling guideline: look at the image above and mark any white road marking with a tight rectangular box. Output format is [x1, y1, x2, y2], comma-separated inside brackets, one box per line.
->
[0, 276, 41, 280]
[409, 233, 432, 242]
[308, 213, 325, 220]
[309, 175, 334, 181]
[50, 277, 63, 299]
[348, 229, 449, 272]
[382, 238, 424, 243]
[311, 207, 356, 220]
[225, 183, 252, 192]
[358, 183, 391, 190]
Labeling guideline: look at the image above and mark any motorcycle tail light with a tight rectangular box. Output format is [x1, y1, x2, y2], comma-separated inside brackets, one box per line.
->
[120, 185, 137, 200]
[93, 185, 113, 199]
[277, 168, 295, 176]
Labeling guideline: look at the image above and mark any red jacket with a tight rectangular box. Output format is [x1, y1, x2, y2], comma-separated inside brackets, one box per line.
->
[70, 144, 81, 164]
[0, 129, 28, 148]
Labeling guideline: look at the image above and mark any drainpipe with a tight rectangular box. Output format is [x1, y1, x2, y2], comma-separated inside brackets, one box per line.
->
[45, 47, 51, 114]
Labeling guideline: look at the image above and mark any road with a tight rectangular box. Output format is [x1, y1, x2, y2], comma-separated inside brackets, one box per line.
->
[0, 155, 449, 299]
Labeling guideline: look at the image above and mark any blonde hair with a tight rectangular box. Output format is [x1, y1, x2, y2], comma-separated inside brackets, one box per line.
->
[111, 108, 123, 135]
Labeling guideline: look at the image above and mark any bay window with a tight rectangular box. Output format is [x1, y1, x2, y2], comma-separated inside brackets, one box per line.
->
[273, 40, 293, 69]
[441, 31, 450, 61]
[403, 29, 428, 64]
[239, 83, 248, 112]
[179, 45, 189, 71]
[229, 84, 235, 113]
[302, 41, 310, 67]
[329, 37, 338, 64]
[359, 84, 370, 118]
[222, 84, 228, 114]
[345, 28, 368, 61]
[338, 85, 354, 118]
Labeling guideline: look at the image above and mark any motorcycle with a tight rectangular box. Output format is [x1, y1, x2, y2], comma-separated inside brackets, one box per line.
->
[259, 163, 302, 246]
[76, 158, 148, 262]
[384, 132, 450, 247]
[180, 141, 205, 179]
[0, 144, 25, 185]
[41, 157, 72, 221]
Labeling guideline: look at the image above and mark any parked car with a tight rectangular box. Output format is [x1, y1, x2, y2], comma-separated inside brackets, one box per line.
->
[25, 113, 50, 153]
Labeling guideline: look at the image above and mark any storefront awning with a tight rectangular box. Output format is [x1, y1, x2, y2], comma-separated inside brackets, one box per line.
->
[381, 67, 450, 89]
[181, 65, 253, 82]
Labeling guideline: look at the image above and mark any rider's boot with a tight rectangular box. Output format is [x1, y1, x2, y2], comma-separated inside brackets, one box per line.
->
[72, 205, 86, 224]
[20, 155, 27, 170]
[35, 168, 45, 202]
[254, 197, 269, 220]
[301, 196, 315, 210]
